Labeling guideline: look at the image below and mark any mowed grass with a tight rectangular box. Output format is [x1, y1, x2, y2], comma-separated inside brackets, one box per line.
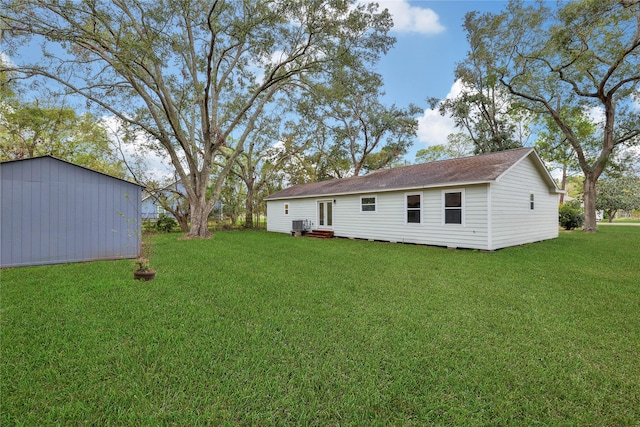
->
[2, 227, 639, 425]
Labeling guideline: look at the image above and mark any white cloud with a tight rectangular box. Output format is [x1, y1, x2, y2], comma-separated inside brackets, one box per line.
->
[584, 105, 605, 125]
[416, 80, 464, 146]
[416, 109, 456, 146]
[361, 0, 445, 34]
[0, 52, 15, 67]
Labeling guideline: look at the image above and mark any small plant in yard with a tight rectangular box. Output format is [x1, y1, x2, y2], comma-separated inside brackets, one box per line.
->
[133, 256, 152, 272]
[133, 234, 156, 280]
[559, 200, 584, 230]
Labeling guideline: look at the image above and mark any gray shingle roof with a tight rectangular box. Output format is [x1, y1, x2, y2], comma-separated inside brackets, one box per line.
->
[266, 148, 554, 200]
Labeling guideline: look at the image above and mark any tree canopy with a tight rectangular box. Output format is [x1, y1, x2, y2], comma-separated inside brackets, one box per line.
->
[596, 175, 640, 222]
[1, 0, 395, 237]
[463, 0, 640, 231]
[0, 71, 126, 177]
[297, 69, 421, 176]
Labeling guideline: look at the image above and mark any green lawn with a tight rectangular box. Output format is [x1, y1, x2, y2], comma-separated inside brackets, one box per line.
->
[2, 227, 639, 425]
[611, 217, 640, 224]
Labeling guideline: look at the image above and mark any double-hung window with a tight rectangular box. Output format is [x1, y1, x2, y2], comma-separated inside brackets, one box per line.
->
[361, 196, 377, 213]
[406, 193, 422, 224]
[444, 190, 463, 225]
[284, 203, 289, 215]
[530, 194, 535, 210]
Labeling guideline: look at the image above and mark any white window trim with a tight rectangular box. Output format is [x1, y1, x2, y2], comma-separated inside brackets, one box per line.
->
[529, 193, 535, 210]
[405, 192, 423, 225]
[442, 189, 465, 227]
[360, 195, 377, 213]
[284, 203, 290, 216]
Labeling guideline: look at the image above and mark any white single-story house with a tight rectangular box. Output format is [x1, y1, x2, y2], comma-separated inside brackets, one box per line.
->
[265, 148, 562, 250]
[1, 156, 142, 267]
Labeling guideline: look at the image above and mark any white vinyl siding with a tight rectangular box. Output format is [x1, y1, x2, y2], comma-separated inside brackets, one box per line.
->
[327, 185, 489, 249]
[266, 199, 316, 233]
[490, 156, 559, 249]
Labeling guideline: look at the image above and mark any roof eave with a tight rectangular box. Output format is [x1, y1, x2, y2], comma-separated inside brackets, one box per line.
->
[1, 155, 144, 188]
[265, 180, 493, 201]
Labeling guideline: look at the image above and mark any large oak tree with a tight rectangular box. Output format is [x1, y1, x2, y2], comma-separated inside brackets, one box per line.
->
[1, 0, 394, 237]
[464, 0, 640, 232]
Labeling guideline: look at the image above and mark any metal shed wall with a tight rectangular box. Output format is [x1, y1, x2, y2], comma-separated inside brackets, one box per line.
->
[0, 156, 142, 268]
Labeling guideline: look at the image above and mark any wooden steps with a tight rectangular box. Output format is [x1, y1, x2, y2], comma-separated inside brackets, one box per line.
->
[307, 229, 334, 239]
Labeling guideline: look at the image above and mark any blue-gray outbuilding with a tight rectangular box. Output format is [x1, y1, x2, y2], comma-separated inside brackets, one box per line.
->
[0, 156, 143, 268]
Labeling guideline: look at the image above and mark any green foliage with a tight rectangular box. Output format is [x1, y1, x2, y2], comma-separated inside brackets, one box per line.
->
[434, 89, 526, 154]
[596, 176, 640, 222]
[429, 8, 534, 155]
[413, 133, 475, 165]
[534, 105, 598, 175]
[2, 228, 639, 425]
[295, 67, 421, 176]
[415, 144, 467, 163]
[0, 96, 126, 177]
[559, 200, 584, 230]
[154, 214, 177, 233]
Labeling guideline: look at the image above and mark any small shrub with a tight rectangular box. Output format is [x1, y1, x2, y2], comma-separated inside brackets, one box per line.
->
[142, 219, 156, 233]
[559, 201, 584, 230]
[155, 214, 177, 233]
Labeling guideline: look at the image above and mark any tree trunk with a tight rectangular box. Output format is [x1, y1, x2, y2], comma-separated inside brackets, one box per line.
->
[582, 175, 598, 232]
[244, 185, 254, 229]
[175, 214, 189, 233]
[559, 163, 567, 205]
[187, 201, 212, 238]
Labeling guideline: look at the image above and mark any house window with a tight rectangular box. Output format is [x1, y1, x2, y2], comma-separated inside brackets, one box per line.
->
[361, 196, 377, 213]
[156, 205, 167, 216]
[530, 194, 535, 210]
[406, 193, 422, 224]
[444, 191, 463, 225]
[284, 203, 289, 215]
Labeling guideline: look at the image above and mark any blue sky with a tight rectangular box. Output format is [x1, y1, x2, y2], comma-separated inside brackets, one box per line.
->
[363, 0, 510, 159]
